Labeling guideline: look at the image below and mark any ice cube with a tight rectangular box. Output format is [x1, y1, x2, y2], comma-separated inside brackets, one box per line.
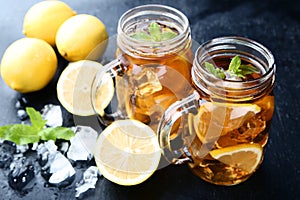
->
[224, 71, 243, 81]
[8, 155, 35, 191]
[15, 97, 28, 109]
[31, 142, 39, 151]
[41, 104, 63, 127]
[67, 126, 98, 162]
[16, 144, 29, 154]
[17, 109, 28, 121]
[37, 141, 76, 187]
[58, 141, 69, 155]
[48, 152, 76, 185]
[132, 66, 162, 96]
[0, 147, 14, 169]
[75, 166, 102, 198]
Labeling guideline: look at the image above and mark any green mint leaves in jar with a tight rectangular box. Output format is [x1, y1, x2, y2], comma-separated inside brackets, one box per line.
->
[130, 22, 178, 42]
[205, 55, 260, 81]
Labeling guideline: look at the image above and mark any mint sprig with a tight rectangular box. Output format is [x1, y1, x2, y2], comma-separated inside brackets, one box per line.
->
[204, 62, 226, 79]
[204, 55, 260, 80]
[0, 107, 74, 145]
[131, 22, 178, 42]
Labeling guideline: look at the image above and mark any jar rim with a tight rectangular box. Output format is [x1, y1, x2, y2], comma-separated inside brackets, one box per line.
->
[117, 4, 190, 52]
[193, 36, 276, 91]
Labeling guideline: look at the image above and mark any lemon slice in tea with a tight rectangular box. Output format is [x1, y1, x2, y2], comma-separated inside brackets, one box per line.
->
[210, 143, 263, 173]
[189, 102, 261, 143]
[94, 119, 161, 186]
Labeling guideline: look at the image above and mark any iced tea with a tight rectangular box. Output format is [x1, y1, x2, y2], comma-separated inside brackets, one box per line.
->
[187, 55, 274, 185]
[158, 36, 276, 186]
[93, 5, 193, 129]
[116, 20, 193, 130]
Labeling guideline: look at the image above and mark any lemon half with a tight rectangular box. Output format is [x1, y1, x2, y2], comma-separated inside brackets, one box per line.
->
[94, 119, 161, 186]
[57, 60, 113, 116]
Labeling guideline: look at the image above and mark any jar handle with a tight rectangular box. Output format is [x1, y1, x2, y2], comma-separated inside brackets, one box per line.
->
[91, 55, 130, 126]
[158, 91, 201, 165]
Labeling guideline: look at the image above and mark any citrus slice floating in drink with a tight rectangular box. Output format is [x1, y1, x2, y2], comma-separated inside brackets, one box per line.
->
[189, 102, 261, 143]
[57, 60, 114, 116]
[210, 143, 263, 173]
[94, 119, 161, 186]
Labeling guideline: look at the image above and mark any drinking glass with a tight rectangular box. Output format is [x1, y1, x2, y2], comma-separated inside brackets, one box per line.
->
[91, 4, 193, 130]
[158, 36, 276, 185]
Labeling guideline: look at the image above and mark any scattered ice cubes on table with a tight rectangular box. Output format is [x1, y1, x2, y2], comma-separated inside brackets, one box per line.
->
[15, 97, 30, 121]
[17, 109, 28, 121]
[31, 142, 39, 151]
[37, 141, 75, 187]
[0, 141, 16, 169]
[58, 141, 69, 155]
[16, 144, 29, 154]
[8, 155, 35, 191]
[15, 97, 28, 109]
[75, 166, 101, 198]
[41, 104, 63, 127]
[67, 126, 98, 162]
[48, 152, 76, 186]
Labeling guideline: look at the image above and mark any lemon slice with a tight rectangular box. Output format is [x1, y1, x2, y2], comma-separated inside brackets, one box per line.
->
[210, 143, 263, 173]
[94, 119, 161, 186]
[189, 102, 261, 143]
[93, 73, 115, 116]
[57, 60, 114, 116]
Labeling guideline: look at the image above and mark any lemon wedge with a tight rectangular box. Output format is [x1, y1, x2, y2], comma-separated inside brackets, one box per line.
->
[210, 143, 263, 173]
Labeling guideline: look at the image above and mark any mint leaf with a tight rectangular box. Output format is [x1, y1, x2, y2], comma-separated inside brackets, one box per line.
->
[0, 107, 74, 145]
[239, 64, 260, 75]
[149, 22, 161, 41]
[205, 55, 260, 80]
[39, 126, 75, 141]
[130, 32, 152, 41]
[204, 62, 226, 79]
[130, 22, 178, 42]
[161, 31, 177, 41]
[0, 124, 39, 145]
[26, 107, 46, 130]
[228, 55, 242, 77]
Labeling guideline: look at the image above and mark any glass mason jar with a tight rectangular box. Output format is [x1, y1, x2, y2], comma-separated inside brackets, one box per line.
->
[158, 36, 276, 185]
[91, 4, 193, 130]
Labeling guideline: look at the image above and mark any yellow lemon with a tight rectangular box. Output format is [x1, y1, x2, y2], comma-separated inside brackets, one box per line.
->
[56, 14, 108, 62]
[210, 143, 263, 173]
[94, 119, 161, 186]
[0, 38, 57, 93]
[23, 0, 76, 46]
[57, 60, 114, 116]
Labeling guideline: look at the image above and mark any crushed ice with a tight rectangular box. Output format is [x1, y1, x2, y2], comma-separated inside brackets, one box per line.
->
[37, 140, 75, 186]
[41, 104, 63, 127]
[75, 166, 102, 198]
[67, 126, 98, 162]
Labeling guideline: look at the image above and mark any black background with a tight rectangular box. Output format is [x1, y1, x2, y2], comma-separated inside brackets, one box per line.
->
[0, 0, 299, 199]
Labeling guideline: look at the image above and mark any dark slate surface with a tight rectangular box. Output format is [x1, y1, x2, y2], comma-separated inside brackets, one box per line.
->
[0, 0, 299, 199]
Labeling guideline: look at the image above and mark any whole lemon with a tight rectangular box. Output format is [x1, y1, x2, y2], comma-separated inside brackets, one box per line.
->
[0, 38, 57, 93]
[56, 14, 108, 62]
[23, 0, 76, 46]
